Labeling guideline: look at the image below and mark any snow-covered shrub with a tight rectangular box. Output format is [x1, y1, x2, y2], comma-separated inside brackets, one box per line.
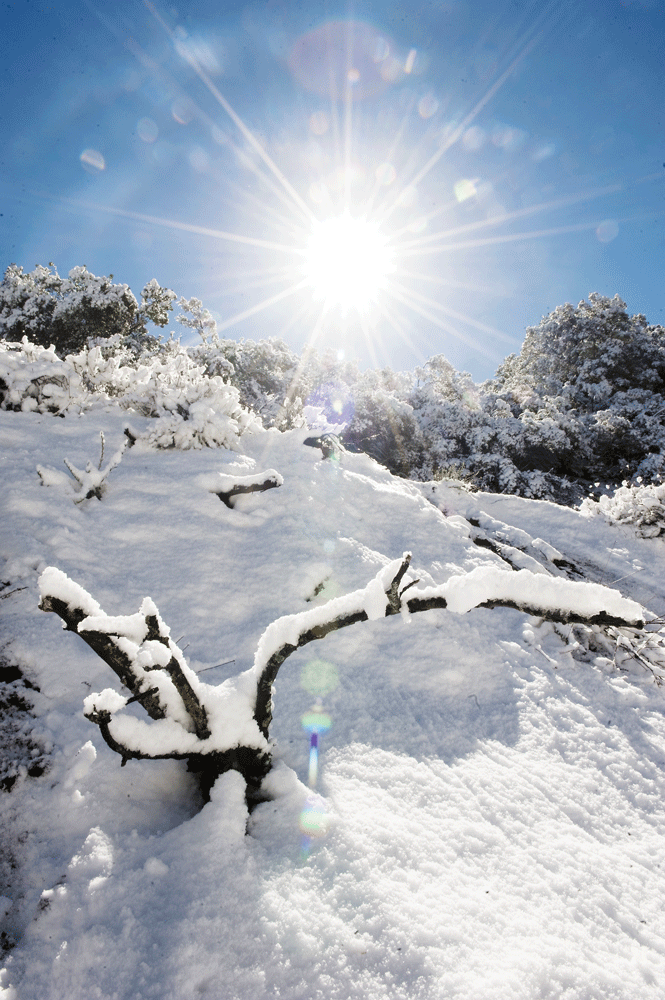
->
[194, 339, 362, 433]
[0, 265, 161, 357]
[0, 339, 81, 413]
[1, 337, 259, 450]
[6, 267, 665, 502]
[89, 340, 260, 449]
[343, 368, 423, 476]
[194, 337, 308, 430]
[491, 295, 665, 491]
[175, 295, 218, 343]
[143, 388, 259, 450]
[579, 480, 665, 537]
[551, 621, 665, 685]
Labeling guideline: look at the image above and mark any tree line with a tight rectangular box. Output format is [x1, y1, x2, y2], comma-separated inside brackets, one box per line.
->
[2, 262, 665, 504]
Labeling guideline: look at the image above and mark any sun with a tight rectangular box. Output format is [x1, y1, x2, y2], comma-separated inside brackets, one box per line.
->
[302, 212, 395, 313]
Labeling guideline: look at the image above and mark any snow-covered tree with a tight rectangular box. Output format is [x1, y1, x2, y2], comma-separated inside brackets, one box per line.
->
[175, 295, 218, 344]
[198, 336, 308, 429]
[344, 368, 422, 476]
[0, 264, 175, 358]
[497, 293, 665, 407]
[4, 264, 664, 500]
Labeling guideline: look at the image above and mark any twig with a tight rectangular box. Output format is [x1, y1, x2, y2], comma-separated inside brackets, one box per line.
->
[0, 587, 27, 600]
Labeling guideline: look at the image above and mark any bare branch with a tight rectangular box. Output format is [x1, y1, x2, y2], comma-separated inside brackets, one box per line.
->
[255, 608, 370, 737]
[0, 586, 27, 601]
[84, 706, 270, 798]
[386, 552, 412, 612]
[62, 433, 128, 501]
[473, 599, 639, 627]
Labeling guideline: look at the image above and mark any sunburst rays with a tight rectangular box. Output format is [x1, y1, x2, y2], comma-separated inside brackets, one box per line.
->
[52, 1, 640, 372]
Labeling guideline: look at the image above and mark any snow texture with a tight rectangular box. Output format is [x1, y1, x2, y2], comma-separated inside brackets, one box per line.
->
[2, 404, 665, 1000]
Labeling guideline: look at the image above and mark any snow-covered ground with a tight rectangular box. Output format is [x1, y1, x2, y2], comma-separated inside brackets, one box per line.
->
[2, 404, 665, 999]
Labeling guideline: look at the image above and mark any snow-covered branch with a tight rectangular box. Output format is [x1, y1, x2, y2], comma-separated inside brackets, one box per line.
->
[37, 431, 128, 501]
[38, 567, 271, 799]
[251, 553, 645, 737]
[39, 556, 645, 803]
[206, 469, 284, 508]
[38, 569, 167, 722]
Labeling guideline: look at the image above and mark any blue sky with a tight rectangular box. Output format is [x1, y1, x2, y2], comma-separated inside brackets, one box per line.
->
[1, 0, 663, 380]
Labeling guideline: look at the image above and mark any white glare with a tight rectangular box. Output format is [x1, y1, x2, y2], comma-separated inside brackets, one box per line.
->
[303, 213, 395, 312]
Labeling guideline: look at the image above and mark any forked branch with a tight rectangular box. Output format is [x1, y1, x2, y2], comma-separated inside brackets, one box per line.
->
[39, 554, 646, 802]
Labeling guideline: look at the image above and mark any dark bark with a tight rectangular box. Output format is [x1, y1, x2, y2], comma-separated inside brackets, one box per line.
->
[144, 614, 210, 740]
[254, 608, 370, 738]
[213, 476, 282, 509]
[39, 594, 167, 720]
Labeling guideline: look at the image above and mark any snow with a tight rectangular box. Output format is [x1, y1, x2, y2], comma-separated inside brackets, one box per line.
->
[38, 566, 102, 617]
[432, 564, 644, 621]
[82, 689, 127, 715]
[3, 405, 665, 999]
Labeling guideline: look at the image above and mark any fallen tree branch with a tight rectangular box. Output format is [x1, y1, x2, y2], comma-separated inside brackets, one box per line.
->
[253, 554, 644, 736]
[39, 554, 646, 805]
[208, 470, 283, 509]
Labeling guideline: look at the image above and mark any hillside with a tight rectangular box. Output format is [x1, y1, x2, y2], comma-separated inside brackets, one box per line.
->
[2, 398, 665, 999]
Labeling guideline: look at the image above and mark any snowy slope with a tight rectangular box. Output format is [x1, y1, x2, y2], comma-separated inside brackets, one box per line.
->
[2, 406, 665, 999]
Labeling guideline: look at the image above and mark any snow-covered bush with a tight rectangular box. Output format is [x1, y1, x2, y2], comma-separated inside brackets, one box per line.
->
[111, 342, 259, 449]
[175, 295, 218, 343]
[5, 268, 665, 503]
[192, 339, 360, 433]
[0, 338, 80, 413]
[497, 293, 665, 405]
[580, 480, 665, 537]
[491, 295, 665, 492]
[1, 337, 259, 450]
[142, 388, 259, 450]
[194, 336, 308, 430]
[344, 368, 422, 476]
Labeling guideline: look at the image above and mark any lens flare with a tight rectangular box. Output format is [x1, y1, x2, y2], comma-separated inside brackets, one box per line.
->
[301, 658, 339, 698]
[596, 219, 619, 243]
[299, 699, 333, 853]
[137, 117, 158, 143]
[299, 794, 330, 838]
[80, 149, 105, 173]
[301, 700, 332, 786]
